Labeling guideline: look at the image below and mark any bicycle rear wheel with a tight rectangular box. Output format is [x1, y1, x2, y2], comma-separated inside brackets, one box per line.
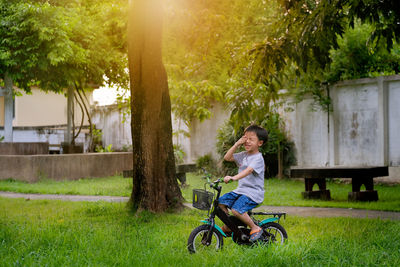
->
[261, 222, 288, 244]
[187, 224, 224, 253]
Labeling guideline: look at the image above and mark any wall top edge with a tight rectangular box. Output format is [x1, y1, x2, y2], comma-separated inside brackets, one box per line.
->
[0, 152, 133, 158]
[0, 125, 90, 131]
[334, 74, 400, 87]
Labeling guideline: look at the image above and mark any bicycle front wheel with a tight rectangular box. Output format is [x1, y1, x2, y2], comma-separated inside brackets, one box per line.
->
[187, 224, 224, 253]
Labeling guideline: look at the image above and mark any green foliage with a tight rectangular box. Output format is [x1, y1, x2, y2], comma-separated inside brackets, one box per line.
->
[116, 88, 131, 123]
[164, 0, 278, 125]
[346, 0, 400, 51]
[225, 72, 281, 133]
[121, 144, 132, 152]
[250, 0, 400, 112]
[169, 79, 224, 126]
[0, 135, 4, 142]
[0, 0, 76, 91]
[173, 144, 186, 164]
[0, 0, 128, 93]
[328, 22, 400, 82]
[195, 154, 217, 175]
[0, 0, 128, 151]
[216, 122, 241, 176]
[95, 144, 113, 153]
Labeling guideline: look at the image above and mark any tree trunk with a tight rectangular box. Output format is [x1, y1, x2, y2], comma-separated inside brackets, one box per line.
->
[127, 0, 183, 212]
[65, 86, 74, 145]
[3, 72, 13, 142]
[277, 142, 283, 179]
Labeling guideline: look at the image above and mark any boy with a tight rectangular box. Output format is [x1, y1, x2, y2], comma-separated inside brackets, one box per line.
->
[219, 124, 267, 242]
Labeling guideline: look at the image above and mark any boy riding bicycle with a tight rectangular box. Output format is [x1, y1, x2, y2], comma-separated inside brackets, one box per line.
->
[219, 124, 268, 242]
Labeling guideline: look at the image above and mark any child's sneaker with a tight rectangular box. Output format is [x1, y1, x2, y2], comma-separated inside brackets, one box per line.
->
[249, 228, 263, 242]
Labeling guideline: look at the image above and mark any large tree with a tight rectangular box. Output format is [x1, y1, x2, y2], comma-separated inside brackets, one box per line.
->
[0, 0, 74, 141]
[127, 0, 183, 212]
[0, 0, 128, 144]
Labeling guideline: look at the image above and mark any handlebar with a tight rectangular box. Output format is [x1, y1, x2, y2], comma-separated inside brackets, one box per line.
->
[202, 176, 222, 188]
[201, 168, 233, 190]
[201, 168, 223, 189]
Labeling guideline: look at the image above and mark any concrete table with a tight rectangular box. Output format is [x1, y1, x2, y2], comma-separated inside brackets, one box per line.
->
[290, 166, 389, 201]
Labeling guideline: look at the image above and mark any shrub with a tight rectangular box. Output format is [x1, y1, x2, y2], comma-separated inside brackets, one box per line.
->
[174, 144, 186, 164]
[216, 113, 296, 178]
[328, 22, 400, 82]
[195, 154, 218, 175]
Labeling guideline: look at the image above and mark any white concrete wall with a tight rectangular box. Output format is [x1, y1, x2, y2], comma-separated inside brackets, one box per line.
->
[91, 104, 192, 160]
[333, 81, 381, 166]
[0, 96, 4, 126]
[388, 80, 400, 166]
[91, 104, 132, 150]
[287, 97, 329, 167]
[189, 102, 230, 162]
[91, 75, 400, 181]
[91, 101, 229, 163]
[287, 75, 400, 180]
[172, 116, 192, 162]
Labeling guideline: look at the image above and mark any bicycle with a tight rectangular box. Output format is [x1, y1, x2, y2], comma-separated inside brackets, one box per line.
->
[187, 172, 288, 253]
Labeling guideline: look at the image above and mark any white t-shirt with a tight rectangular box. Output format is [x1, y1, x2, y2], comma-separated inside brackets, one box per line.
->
[232, 151, 265, 203]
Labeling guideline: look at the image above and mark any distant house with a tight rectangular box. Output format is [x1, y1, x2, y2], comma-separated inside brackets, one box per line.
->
[0, 87, 92, 153]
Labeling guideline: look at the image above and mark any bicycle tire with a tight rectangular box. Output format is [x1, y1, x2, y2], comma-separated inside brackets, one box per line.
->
[187, 224, 224, 253]
[261, 222, 288, 244]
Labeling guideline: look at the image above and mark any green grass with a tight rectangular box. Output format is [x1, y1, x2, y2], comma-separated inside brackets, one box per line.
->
[182, 174, 400, 212]
[1, 173, 400, 211]
[0, 176, 132, 197]
[0, 197, 399, 266]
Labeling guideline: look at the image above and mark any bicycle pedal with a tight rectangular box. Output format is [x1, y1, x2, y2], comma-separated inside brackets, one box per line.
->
[241, 234, 249, 241]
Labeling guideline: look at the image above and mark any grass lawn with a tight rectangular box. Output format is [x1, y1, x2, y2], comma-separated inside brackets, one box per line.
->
[0, 197, 399, 266]
[1, 173, 400, 211]
[0, 176, 133, 197]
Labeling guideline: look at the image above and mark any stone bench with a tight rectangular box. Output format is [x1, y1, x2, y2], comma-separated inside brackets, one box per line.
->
[123, 163, 197, 185]
[290, 166, 389, 201]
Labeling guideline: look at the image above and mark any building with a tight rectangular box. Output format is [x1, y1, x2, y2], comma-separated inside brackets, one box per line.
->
[0, 87, 92, 153]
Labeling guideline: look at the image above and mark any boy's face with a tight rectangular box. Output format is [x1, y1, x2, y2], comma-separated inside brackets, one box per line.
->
[243, 131, 263, 154]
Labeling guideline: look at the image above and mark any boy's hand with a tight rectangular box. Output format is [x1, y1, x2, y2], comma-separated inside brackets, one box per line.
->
[235, 136, 247, 146]
[224, 176, 234, 184]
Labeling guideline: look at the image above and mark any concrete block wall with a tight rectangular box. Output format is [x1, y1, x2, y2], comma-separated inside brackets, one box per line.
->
[287, 75, 400, 181]
[91, 104, 132, 150]
[0, 142, 49, 155]
[0, 152, 132, 182]
[90, 75, 400, 183]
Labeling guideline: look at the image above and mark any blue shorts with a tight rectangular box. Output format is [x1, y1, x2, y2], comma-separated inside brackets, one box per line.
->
[218, 192, 259, 214]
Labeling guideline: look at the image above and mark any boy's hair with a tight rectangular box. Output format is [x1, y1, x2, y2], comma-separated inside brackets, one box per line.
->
[244, 125, 268, 144]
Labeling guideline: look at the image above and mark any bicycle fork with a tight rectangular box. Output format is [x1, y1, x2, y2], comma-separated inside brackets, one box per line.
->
[203, 220, 215, 246]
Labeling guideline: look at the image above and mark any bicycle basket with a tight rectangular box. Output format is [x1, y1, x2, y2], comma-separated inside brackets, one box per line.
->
[192, 189, 214, 210]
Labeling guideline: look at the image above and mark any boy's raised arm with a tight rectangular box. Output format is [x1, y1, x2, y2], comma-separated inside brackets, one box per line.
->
[224, 136, 247, 161]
